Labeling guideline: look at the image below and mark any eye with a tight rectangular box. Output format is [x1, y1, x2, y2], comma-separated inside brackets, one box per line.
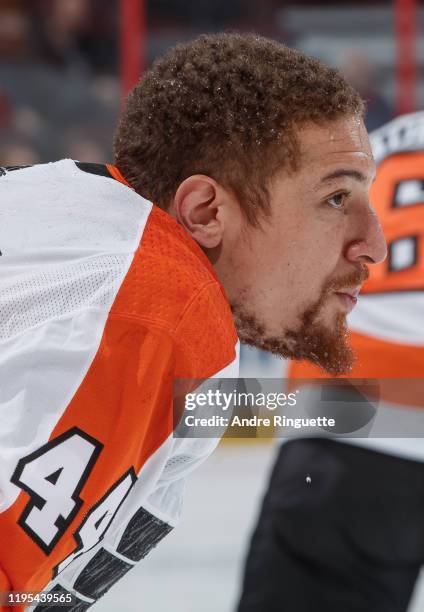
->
[326, 191, 350, 210]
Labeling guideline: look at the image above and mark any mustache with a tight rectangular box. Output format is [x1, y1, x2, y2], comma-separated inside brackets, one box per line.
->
[325, 265, 370, 294]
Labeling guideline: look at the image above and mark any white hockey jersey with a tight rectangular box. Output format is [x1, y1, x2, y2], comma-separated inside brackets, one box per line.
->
[0, 160, 239, 609]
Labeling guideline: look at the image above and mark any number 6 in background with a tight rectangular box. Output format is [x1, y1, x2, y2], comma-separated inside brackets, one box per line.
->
[365, 151, 424, 295]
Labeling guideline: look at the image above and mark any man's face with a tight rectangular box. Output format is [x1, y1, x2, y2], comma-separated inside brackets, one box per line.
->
[218, 115, 387, 374]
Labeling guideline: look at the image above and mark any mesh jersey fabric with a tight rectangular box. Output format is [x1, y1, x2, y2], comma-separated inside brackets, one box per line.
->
[0, 160, 239, 609]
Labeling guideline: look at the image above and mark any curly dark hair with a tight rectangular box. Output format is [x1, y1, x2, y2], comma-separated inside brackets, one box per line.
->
[114, 33, 364, 225]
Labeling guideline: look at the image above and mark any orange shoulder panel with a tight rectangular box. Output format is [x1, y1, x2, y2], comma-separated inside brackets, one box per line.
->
[0, 204, 236, 599]
[111, 204, 237, 376]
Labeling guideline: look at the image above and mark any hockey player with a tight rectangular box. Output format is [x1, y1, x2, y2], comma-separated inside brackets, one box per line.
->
[0, 33, 385, 609]
[238, 112, 424, 612]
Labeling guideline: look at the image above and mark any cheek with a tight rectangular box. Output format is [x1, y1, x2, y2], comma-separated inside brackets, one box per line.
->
[284, 228, 343, 294]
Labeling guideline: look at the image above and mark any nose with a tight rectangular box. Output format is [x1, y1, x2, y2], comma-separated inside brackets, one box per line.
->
[344, 203, 387, 265]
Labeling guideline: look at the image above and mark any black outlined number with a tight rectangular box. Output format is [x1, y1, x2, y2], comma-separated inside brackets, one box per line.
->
[54, 468, 137, 576]
[11, 427, 103, 555]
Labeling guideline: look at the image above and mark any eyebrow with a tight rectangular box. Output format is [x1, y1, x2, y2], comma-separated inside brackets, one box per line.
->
[319, 169, 368, 185]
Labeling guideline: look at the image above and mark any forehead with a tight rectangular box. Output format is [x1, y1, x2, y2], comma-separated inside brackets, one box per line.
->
[297, 115, 374, 173]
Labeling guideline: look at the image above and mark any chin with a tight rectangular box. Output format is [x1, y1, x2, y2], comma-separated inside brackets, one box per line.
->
[232, 300, 355, 375]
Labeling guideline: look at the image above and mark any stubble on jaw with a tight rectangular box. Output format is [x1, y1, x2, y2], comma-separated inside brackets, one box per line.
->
[232, 266, 369, 376]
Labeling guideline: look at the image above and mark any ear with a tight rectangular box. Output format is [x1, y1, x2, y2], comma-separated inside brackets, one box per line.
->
[173, 175, 226, 249]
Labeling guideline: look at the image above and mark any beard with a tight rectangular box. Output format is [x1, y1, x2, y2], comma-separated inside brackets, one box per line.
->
[232, 266, 369, 376]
